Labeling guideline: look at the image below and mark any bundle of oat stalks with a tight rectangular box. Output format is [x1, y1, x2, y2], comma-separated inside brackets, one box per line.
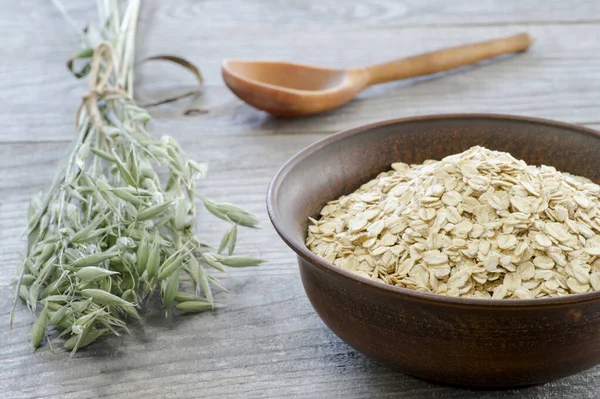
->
[13, 0, 262, 353]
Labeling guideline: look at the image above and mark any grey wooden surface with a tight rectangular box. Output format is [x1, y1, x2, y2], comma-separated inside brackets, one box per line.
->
[1, 1, 600, 398]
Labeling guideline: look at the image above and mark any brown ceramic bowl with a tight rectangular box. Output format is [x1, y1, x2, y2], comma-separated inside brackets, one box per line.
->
[266, 114, 600, 388]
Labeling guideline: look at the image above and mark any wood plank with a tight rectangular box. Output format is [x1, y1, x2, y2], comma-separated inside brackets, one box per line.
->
[0, 0, 600, 34]
[0, 130, 600, 399]
[1, 1, 600, 142]
[85, 0, 600, 31]
[2, 0, 599, 35]
[2, 135, 600, 398]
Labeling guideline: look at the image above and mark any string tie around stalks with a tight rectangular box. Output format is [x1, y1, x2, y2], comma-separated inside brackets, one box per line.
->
[77, 43, 131, 134]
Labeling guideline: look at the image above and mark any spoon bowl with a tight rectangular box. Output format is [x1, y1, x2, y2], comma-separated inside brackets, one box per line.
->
[222, 33, 533, 117]
[222, 60, 368, 116]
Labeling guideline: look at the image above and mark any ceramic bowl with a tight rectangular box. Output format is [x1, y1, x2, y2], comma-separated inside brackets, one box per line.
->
[267, 114, 600, 387]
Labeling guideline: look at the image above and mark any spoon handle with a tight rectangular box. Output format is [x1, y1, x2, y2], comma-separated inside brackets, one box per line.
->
[364, 33, 533, 86]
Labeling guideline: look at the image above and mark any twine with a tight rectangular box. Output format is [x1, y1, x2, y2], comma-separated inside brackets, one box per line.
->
[76, 43, 131, 133]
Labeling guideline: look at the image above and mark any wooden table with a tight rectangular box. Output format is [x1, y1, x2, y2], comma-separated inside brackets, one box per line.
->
[1, 1, 600, 398]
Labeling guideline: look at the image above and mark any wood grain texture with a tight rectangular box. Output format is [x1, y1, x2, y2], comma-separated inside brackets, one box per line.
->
[1, 0, 600, 398]
[138, 0, 600, 28]
[1, 3, 600, 142]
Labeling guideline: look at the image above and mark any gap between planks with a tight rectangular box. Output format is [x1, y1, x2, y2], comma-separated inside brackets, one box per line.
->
[1, 124, 598, 146]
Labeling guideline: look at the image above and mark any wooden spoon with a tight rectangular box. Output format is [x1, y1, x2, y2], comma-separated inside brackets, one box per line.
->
[222, 33, 533, 117]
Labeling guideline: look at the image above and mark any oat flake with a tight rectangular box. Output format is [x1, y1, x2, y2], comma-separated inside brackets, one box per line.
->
[306, 146, 600, 299]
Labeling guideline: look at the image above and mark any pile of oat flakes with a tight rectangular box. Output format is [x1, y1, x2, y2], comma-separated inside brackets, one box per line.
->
[306, 146, 600, 299]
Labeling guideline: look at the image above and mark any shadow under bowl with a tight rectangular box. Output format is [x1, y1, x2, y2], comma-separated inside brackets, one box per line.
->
[266, 114, 600, 388]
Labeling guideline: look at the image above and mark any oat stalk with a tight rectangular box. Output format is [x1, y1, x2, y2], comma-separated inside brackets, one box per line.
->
[12, 0, 262, 353]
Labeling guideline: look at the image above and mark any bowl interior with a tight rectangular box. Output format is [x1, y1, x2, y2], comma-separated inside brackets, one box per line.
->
[269, 115, 600, 254]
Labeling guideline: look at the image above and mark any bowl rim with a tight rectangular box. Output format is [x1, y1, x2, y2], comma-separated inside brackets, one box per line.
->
[266, 113, 600, 309]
